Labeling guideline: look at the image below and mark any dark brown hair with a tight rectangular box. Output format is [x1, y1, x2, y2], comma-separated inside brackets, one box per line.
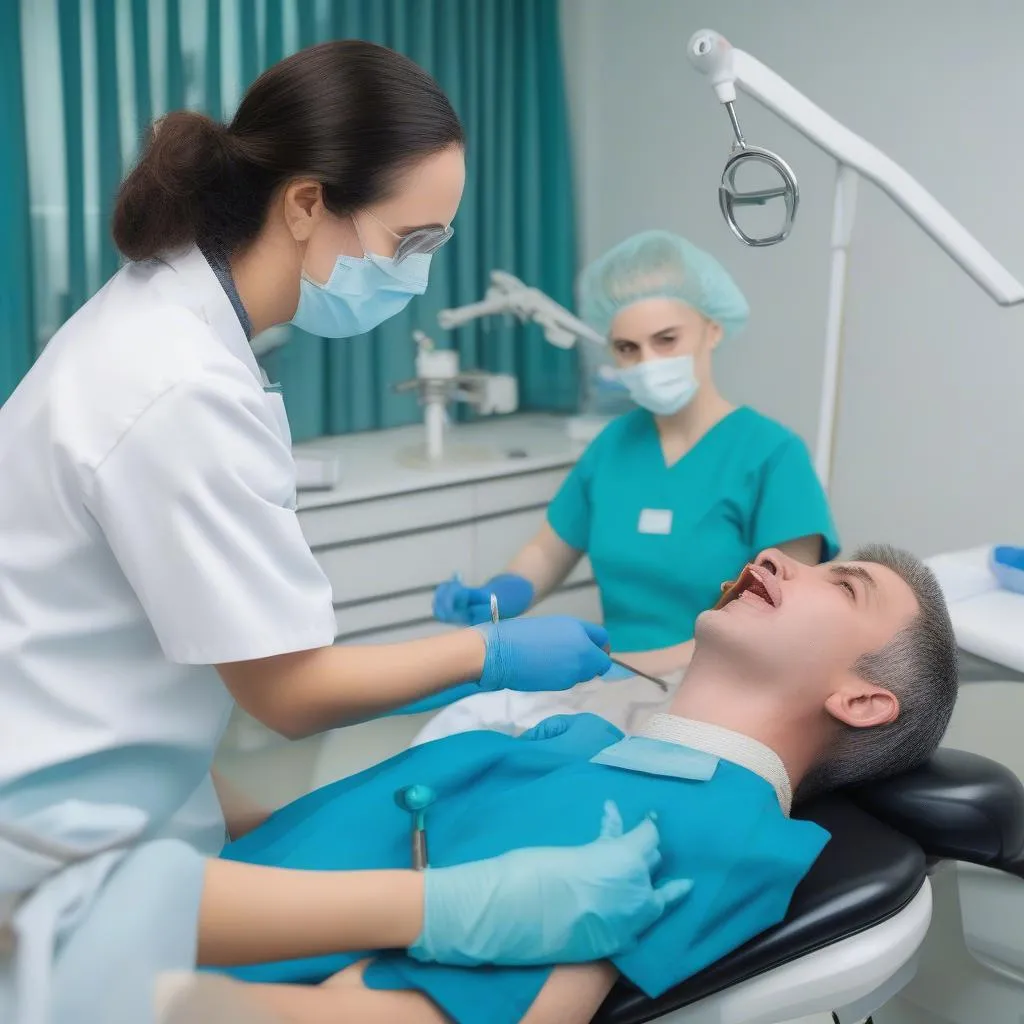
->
[112, 40, 464, 261]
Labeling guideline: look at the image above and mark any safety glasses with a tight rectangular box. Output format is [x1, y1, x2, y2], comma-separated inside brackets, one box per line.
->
[363, 210, 454, 265]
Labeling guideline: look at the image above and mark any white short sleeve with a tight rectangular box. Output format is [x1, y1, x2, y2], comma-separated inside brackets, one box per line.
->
[84, 375, 337, 664]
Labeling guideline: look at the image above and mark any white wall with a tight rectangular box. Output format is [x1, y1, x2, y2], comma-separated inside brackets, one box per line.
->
[560, 0, 1024, 558]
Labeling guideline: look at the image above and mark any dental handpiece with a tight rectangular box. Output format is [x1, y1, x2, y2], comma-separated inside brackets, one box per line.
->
[395, 785, 436, 871]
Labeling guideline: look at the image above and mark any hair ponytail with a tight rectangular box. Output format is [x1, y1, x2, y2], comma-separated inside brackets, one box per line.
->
[112, 111, 239, 261]
[111, 41, 464, 264]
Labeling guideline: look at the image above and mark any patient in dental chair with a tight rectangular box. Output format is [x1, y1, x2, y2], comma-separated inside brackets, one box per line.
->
[211, 544, 958, 1024]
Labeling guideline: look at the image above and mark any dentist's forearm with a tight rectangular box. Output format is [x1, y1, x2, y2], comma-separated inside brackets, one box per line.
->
[197, 860, 425, 966]
[217, 631, 485, 738]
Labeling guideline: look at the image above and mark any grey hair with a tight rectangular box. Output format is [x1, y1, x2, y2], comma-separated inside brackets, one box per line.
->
[799, 544, 959, 798]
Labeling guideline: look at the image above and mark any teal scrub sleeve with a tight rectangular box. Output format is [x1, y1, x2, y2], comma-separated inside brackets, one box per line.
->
[752, 435, 840, 561]
[546, 439, 600, 551]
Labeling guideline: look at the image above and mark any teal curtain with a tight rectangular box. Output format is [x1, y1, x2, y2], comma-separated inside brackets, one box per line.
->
[57, 0, 88, 321]
[0, 0, 34, 405]
[18, 0, 579, 439]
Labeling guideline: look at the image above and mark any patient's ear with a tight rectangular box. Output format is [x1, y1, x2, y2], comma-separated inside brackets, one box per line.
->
[824, 680, 899, 729]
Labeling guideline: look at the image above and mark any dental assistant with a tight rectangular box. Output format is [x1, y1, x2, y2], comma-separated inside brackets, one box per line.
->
[0, 42, 674, 1023]
[435, 231, 839, 676]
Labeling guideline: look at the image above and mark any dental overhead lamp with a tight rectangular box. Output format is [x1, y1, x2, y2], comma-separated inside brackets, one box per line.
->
[688, 29, 1024, 491]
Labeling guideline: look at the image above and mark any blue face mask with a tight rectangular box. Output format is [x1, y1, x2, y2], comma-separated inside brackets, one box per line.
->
[291, 250, 432, 339]
[617, 355, 699, 416]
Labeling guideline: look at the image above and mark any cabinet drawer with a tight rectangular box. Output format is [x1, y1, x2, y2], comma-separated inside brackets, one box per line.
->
[474, 508, 545, 579]
[317, 525, 473, 604]
[335, 616, 454, 646]
[334, 591, 438, 640]
[473, 467, 570, 517]
[300, 484, 475, 548]
[300, 466, 571, 551]
[475, 509, 594, 586]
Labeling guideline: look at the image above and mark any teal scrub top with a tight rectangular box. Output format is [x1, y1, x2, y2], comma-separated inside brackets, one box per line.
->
[547, 407, 839, 652]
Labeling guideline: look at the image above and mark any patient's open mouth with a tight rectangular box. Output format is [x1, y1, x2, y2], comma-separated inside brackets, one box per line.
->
[713, 563, 782, 611]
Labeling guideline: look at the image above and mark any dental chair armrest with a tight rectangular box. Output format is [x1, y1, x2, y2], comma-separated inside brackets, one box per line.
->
[848, 748, 1024, 879]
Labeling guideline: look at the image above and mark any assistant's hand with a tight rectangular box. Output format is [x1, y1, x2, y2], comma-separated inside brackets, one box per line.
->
[432, 573, 534, 626]
[409, 799, 692, 967]
[432, 576, 492, 625]
[476, 615, 611, 692]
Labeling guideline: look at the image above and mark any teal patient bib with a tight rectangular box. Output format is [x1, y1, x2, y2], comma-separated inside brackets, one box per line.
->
[218, 715, 829, 1024]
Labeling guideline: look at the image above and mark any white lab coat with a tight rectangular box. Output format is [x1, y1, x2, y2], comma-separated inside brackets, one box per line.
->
[411, 669, 683, 747]
[0, 246, 337, 1022]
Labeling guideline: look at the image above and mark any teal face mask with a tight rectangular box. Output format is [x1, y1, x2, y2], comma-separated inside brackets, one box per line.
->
[291, 249, 432, 339]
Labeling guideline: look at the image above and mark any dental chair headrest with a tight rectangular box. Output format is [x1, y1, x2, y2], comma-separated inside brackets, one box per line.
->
[848, 748, 1024, 879]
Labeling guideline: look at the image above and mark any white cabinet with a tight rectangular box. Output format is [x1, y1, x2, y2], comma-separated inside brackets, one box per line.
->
[319, 524, 475, 606]
[216, 456, 600, 790]
[317, 466, 597, 644]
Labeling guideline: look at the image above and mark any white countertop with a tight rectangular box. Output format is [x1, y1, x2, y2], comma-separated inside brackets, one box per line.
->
[295, 413, 588, 508]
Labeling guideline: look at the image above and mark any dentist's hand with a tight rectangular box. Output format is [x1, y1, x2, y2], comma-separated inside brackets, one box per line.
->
[432, 573, 534, 626]
[387, 614, 608, 717]
[476, 616, 611, 693]
[409, 800, 693, 966]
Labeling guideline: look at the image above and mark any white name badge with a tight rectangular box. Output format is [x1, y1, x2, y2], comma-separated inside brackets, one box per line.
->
[637, 508, 673, 535]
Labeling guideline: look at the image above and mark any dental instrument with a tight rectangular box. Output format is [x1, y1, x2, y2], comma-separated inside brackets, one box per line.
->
[437, 274, 622, 442]
[393, 331, 518, 463]
[687, 29, 1024, 493]
[394, 784, 436, 871]
[489, 583, 666, 692]
[607, 657, 669, 693]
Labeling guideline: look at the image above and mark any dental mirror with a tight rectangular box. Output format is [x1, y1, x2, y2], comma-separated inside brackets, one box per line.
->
[717, 103, 799, 246]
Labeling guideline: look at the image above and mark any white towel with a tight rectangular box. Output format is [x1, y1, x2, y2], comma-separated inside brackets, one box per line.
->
[926, 546, 1024, 674]
[410, 670, 683, 747]
[925, 546, 998, 604]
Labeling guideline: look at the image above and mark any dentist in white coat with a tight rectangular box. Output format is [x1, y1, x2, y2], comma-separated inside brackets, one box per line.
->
[0, 41, 684, 1024]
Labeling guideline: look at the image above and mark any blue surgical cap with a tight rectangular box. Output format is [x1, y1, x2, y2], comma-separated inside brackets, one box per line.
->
[578, 230, 750, 340]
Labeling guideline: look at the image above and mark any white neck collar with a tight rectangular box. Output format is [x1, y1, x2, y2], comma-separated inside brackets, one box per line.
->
[637, 714, 793, 815]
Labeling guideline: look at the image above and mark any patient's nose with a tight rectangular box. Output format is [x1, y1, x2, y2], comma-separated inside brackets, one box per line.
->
[755, 548, 798, 580]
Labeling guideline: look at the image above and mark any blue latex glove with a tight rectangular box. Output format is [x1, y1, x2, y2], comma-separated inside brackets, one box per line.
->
[410, 800, 693, 967]
[433, 573, 534, 626]
[477, 616, 612, 692]
[388, 616, 609, 716]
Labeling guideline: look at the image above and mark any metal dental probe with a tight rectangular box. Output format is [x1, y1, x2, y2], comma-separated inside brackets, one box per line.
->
[607, 656, 669, 692]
